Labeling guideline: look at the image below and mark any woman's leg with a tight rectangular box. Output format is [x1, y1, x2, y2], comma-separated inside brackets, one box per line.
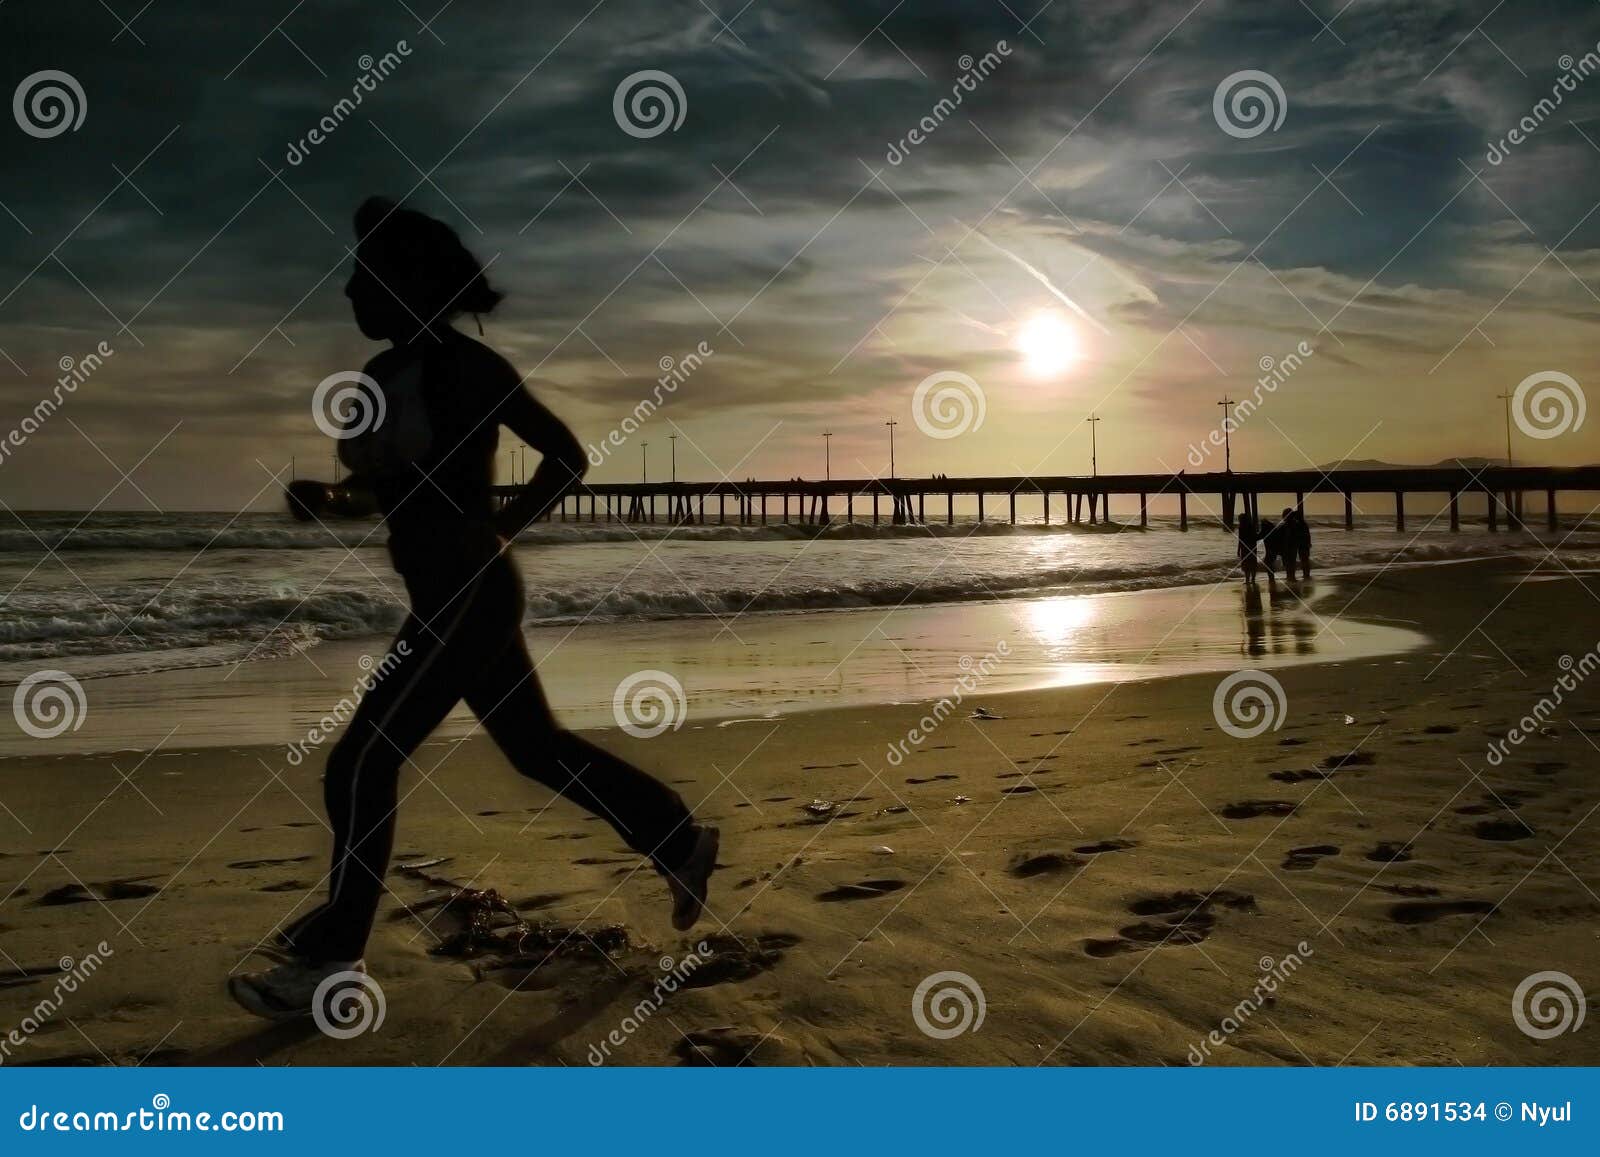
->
[284, 569, 512, 963]
[463, 638, 699, 869]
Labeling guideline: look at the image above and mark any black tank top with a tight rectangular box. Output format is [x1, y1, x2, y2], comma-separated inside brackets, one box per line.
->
[338, 336, 500, 576]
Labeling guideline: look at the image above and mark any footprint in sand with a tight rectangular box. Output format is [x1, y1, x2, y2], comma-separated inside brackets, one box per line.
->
[1007, 851, 1082, 878]
[1366, 841, 1414, 863]
[905, 774, 959, 785]
[672, 1026, 800, 1066]
[1473, 818, 1535, 841]
[1321, 751, 1376, 769]
[226, 855, 311, 870]
[507, 892, 565, 911]
[1277, 737, 1308, 746]
[1000, 784, 1038, 796]
[33, 877, 161, 906]
[1128, 890, 1258, 917]
[1530, 761, 1567, 776]
[678, 932, 800, 988]
[1388, 899, 1495, 925]
[1422, 724, 1459, 735]
[1220, 800, 1297, 819]
[258, 880, 307, 893]
[0, 963, 75, 989]
[1074, 838, 1137, 855]
[1083, 889, 1257, 958]
[815, 879, 905, 902]
[1269, 769, 1330, 783]
[1282, 844, 1339, 871]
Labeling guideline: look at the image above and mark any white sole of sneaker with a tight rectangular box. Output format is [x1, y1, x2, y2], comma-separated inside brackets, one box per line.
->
[226, 975, 313, 1022]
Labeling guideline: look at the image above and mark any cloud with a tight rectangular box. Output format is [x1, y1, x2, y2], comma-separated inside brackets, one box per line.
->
[1, 0, 1598, 508]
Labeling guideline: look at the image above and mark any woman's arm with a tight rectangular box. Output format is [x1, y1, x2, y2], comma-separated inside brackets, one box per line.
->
[488, 364, 588, 540]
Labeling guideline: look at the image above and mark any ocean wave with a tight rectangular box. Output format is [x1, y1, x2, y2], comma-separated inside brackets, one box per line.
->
[4, 513, 1596, 553]
[0, 518, 1108, 552]
[0, 536, 1568, 672]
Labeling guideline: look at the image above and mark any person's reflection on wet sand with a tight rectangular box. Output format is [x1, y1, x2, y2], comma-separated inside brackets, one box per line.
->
[1291, 579, 1317, 654]
[1242, 581, 1267, 657]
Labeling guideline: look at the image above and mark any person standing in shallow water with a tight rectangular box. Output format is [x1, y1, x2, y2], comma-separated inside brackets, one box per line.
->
[1291, 508, 1312, 577]
[1235, 510, 1260, 584]
[230, 197, 719, 1021]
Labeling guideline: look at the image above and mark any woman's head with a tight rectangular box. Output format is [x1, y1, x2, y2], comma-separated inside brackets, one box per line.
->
[345, 196, 502, 341]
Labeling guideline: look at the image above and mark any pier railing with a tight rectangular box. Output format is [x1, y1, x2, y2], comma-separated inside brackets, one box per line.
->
[494, 465, 1600, 531]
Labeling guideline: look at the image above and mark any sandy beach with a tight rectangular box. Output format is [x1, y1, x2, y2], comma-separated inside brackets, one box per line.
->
[2, 557, 1597, 1067]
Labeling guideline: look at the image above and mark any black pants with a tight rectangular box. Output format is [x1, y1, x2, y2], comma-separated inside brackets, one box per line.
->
[284, 550, 695, 963]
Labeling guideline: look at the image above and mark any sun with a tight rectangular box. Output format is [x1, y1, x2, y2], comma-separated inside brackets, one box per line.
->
[1016, 310, 1082, 377]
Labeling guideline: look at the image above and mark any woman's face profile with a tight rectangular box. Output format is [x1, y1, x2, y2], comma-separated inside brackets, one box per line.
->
[345, 258, 399, 341]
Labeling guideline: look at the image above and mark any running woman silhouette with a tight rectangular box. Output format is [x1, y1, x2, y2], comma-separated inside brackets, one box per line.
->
[230, 198, 718, 1020]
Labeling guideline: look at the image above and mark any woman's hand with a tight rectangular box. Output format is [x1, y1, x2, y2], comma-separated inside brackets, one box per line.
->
[285, 479, 331, 522]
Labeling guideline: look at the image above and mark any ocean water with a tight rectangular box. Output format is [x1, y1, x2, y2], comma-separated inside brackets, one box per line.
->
[5, 508, 1594, 754]
[0, 512, 1593, 684]
[0, 509, 1594, 683]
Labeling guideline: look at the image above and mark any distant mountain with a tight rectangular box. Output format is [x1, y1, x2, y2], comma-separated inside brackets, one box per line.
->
[1312, 457, 1507, 471]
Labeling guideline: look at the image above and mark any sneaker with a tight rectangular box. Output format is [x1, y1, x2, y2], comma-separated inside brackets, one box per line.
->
[661, 825, 720, 932]
[228, 958, 366, 1022]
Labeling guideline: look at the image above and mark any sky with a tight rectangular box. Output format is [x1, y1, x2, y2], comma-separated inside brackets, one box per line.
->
[2, 0, 1599, 510]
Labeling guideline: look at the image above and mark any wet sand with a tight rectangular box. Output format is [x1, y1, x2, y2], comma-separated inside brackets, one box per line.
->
[0, 572, 1425, 757]
[1, 558, 1596, 1066]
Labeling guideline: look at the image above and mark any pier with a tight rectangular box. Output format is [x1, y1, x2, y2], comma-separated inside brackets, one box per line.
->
[495, 465, 1600, 532]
